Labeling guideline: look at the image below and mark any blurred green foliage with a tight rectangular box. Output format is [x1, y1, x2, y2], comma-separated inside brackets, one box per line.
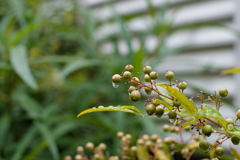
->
[0, 0, 225, 159]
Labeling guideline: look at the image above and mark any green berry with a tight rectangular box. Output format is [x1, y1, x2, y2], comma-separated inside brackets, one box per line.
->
[194, 135, 200, 141]
[117, 131, 124, 138]
[146, 104, 156, 115]
[165, 71, 174, 80]
[218, 87, 228, 97]
[125, 134, 132, 140]
[170, 126, 176, 133]
[155, 106, 164, 117]
[181, 148, 189, 157]
[184, 126, 190, 131]
[174, 126, 180, 133]
[129, 90, 141, 102]
[137, 139, 144, 145]
[64, 155, 72, 160]
[143, 66, 152, 74]
[131, 77, 140, 86]
[226, 118, 235, 125]
[85, 142, 94, 150]
[142, 134, 150, 141]
[202, 125, 213, 137]
[227, 124, 234, 131]
[131, 146, 137, 153]
[168, 111, 177, 119]
[74, 154, 82, 160]
[164, 137, 175, 145]
[144, 74, 151, 83]
[145, 140, 152, 148]
[125, 64, 134, 72]
[152, 99, 159, 106]
[112, 74, 122, 83]
[98, 143, 107, 150]
[151, 134, 159, 142]
[76, 146, 84, 153]
[231, 136, 240, 145]
[128, 86, 136, 93]
[93, 154, 100, 160]
[199, 139, 210, 150]
[144, 86, 152, 95]
[173, 99, 181, 107]
[215, 147, 224, 156]
[122, 71, 132, 79]
[173, 120, 180, 126]
[149, 71, 158, 80]
[162, 124, 170, 131]
[178, 81, 187, 90]
[236, 109, 240, 119]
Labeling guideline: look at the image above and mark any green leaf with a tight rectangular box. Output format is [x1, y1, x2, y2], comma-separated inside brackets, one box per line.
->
[154, 99, 173, 111]
[145, 0, 156, 18]
[34, 121, 59, 160]
[11, 22, 45, 45]
[181, 121, 195, 128]
[220, 67, 240, 75]
[137, 144, 150, 160]
[61, 59, 101, 78]
[133, 44, 144, 76]
[186, 141, 199, 150]
[23, 141, 48, 160]
[230, 147, 240, 159]
[77, 105, 143, 118]
[10, 45, 38, 89]
[30, 55, 76, 64]
[0, 114, 10, 152]
[13, 89, 40, 119]
[8, 0, 26, 25]
[112, 8, 133, 55]
[154, 143, 173, 160]
[200, 104, 227, 129]
[157, 84, 197, 113]
[12, 126, 37, 160]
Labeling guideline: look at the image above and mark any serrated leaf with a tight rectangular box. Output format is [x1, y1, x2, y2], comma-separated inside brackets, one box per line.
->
[77, 105, 143, 118]
[220, 67, 240, 75]
[10, 45, 38, 89]
[230, 147, 240, 160]
[157, 84, 197, 113]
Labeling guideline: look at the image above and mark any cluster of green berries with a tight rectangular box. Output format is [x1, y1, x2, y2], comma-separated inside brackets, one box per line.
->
[111, 64, 240, 159]
[64, 142, 119, 160]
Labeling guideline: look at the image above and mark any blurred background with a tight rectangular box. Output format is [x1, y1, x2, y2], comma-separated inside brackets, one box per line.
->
[0, 0, 239, 159]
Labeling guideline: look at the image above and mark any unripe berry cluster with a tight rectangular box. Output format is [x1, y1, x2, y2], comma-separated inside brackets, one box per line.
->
[110, 64, 240, 159]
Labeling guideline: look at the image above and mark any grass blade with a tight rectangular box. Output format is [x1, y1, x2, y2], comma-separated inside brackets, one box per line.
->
[34, 121, 59, 160]
[12, 126, 37, 160]
[61, 59, 101, 78]
[0, 114, 10, 153]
